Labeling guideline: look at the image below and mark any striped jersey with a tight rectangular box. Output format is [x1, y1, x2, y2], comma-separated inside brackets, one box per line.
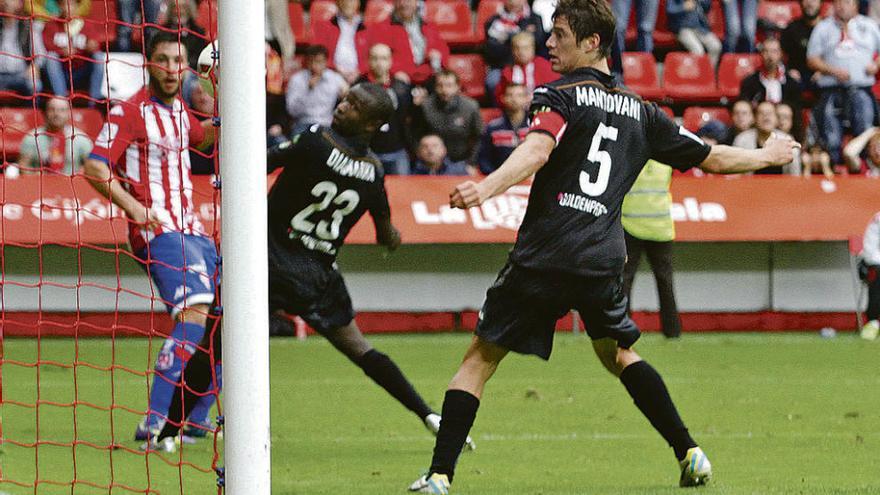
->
[90, 88, 207, 253]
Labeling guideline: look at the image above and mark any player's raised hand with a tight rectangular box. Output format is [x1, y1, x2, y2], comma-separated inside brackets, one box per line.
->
[450, 180, 486, 209]
[763, 134, 801, 167]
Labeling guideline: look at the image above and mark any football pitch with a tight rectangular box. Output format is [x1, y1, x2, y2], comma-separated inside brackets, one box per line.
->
[1, 332, 878, 494]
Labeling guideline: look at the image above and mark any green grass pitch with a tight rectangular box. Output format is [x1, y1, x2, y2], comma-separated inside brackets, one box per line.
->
[1, 333, 878, 494]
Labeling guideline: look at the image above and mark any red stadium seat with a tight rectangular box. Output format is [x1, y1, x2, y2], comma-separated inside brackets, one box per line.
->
[288, 2, 308, 43]
[364, 0, 394, 26]
[196, 0, 218, 36]
[621, 52, 664, 101]
[71, 109, 104, 139]
[682, 106, 732, 131]
[650, 0, 677, 49]
[448, 54, 486, 100]
[0, 107, 44, 159]
[662, 52, 721, 102]
[717, 53, 762, 99]
[706, 2, 726, 39]
[425, 0, 477, 46]
[84, 0, 120, 45]
[480, 107, 502, 123]
[758, 1, 801, 29]
[310, 0, 338, 25]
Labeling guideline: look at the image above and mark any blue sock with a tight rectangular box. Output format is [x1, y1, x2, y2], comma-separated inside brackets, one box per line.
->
[146, 321, 206, 429]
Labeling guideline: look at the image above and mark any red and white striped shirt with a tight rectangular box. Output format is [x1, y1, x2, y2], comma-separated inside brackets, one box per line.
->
[91, 88, 208, 253]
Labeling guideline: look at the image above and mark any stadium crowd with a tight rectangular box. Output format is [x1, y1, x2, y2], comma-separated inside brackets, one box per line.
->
[2, 0, 880, 178]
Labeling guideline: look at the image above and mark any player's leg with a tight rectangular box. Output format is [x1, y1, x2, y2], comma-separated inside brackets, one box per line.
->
[644, 240, 682, 338]
[322, 319, 438, 422]
[579, 276, 709, 486]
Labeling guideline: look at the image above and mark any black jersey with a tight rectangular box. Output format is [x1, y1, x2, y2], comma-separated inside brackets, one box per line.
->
[267, 125, 391, 262]
[512, 68, 711, 277]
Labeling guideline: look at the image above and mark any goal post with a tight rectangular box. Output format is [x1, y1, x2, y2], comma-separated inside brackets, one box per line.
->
[217, 0, 271, 493]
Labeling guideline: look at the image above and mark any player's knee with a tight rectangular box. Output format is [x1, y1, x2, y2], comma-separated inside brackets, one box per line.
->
[176, 304, 210, 326]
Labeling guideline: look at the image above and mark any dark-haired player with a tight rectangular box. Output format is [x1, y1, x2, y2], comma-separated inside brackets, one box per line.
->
[83, 31, 220, 446]
[408, 0, 799, 491]
[153, 83, 474, 451]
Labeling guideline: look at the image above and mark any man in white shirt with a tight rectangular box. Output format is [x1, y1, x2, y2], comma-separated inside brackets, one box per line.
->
[286, 45, 349, 131]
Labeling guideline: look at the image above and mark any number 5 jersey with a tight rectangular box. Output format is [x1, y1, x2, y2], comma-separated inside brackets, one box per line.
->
[519, 68, 711, 277]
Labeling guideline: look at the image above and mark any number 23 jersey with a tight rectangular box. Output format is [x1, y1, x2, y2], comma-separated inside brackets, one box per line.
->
[516, 67, 711, 277]
[267, 125, 391, 262]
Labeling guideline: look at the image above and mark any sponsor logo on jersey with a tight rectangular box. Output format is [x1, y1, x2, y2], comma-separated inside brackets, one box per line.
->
[325, 148, 376, 182]
[574, 86, 641, 122]
[295, 232, 338, 255]
[557, 192, 609, 217]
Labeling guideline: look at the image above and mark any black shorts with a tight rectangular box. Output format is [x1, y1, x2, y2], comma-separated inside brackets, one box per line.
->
[268, 242, 354, 335]
[475, 261, 640, 360]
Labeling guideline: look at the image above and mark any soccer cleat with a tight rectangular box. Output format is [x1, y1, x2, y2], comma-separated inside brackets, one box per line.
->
[679, 447, 712, 487]
[408, 473, 450, 494]
[424, 413, 476, 452]
[139, 436, 179, 454]
[134, 418, 159, 441]
[860, 320, 879, 341]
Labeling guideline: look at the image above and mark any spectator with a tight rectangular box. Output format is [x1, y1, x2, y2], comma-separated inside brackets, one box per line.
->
[807, 0, 880, 164]
[311, 0, 369, 84]
[16, 97, 93, 176]
[0, 0, 42, 96]
[266, 0, 298, 77]
[621, 160, 682, 339]
[697, 119, 730, 145]
[776, 101, 799, 139]
[781, 0, 823, 86]
[479, 82, 530, 174]
[722, 0, 758, 53]
[356, 43, 413, 175]
[843, 126, 880, 175]
[412, 134, 471, 175]
[115, 0, 161, 51]
[158, 0, 205, 70]
[725, 100, 754, 144]
[667, 0, 722, 66]
[739, 38, 801, 105]
[494, 31, 557, 106]
[285, 45, 349, 131]
[42, 0, 107, 103]
[412, 69, 483, 166]
[366, 0, 450, 85]
[25, 0, 91, 18]
[732, 101, 802, 174]
[801, 142, 833, 178]
[858, 212, 880, 340]
[611, 0, 659, 65]
[483, 0, 548, 96]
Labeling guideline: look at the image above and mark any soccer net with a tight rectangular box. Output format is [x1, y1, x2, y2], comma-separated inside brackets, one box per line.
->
[0, 0, 228, 492]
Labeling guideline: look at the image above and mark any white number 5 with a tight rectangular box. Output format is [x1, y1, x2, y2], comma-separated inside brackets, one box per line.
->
[580, 123, 618, 197]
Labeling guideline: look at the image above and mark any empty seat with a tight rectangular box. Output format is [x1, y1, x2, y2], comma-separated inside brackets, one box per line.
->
[758, 1, 801, 29]
[475, 0, 503, 41]
[717, 53, 762, 99]
[662, 52, 721, 102]
[364, 0, 394, 26]
[621, 52, 664, 101]
[682, 106, 732, 131]
[196, 0, 218, 36]
[447, 54, 486, 100]
[425, 0, 476, 46]
[309, 0, 338, 25]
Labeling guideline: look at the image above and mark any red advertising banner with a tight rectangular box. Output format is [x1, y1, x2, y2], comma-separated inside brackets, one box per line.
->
[0, 175, 876, 246]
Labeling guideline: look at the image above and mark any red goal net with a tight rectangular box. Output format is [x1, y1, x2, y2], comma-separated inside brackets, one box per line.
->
[1, 0, 223, 492]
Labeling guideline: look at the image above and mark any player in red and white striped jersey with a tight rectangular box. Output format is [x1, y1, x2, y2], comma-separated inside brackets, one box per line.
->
[84, 31, 219, 444]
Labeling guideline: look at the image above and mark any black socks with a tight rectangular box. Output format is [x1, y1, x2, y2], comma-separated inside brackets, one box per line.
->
[619, 360, 697, 460]
[355, 349, 434, 420]
[429, 389, 480, 481]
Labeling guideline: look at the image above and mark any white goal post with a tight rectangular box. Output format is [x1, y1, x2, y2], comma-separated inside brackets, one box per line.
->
[218, 0, 271, 493]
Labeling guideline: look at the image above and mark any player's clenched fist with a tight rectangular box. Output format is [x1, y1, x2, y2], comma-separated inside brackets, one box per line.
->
[764, 134, 801, 166]
[450, 180, 486, 209]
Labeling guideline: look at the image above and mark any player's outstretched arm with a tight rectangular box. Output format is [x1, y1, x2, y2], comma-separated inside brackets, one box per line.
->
[83, 158, 159, 228]
[450, 132, 555, 209]
[699, 134, 800, 174]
